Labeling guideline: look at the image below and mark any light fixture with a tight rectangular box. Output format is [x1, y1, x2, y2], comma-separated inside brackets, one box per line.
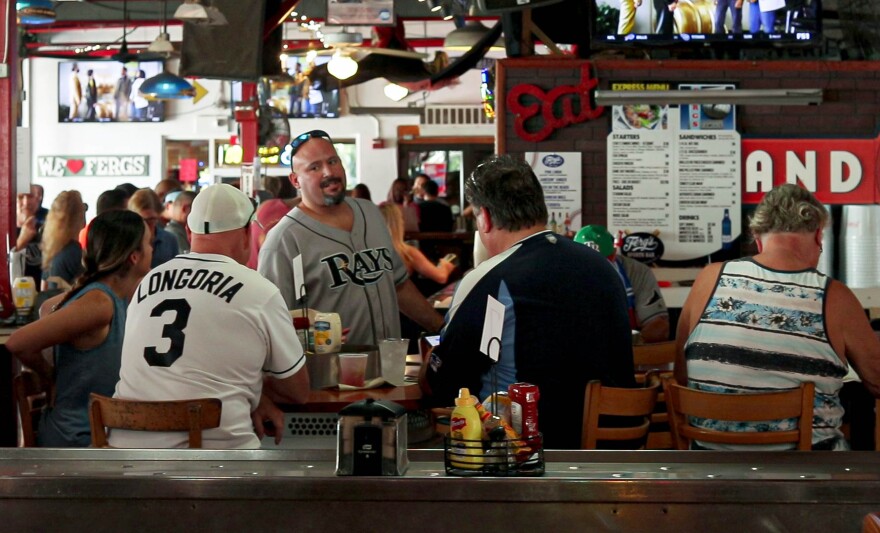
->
[148, 33, 175, 53]
[148, 1, 175, 54]
[139, 72, 196, 100]
[426, 0, 443, 12]
[174, 0, 208, 21]
[327, 50, 358, 80]
[16, 0, 56, 25]
[384, 83, 409, 102]
[594, 89, 824, 106]
[444, 20, 503, 51]
[441, 5, 454, 20]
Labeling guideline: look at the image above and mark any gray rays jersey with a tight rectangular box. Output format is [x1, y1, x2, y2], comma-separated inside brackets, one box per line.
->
[259, 197, 408, 346]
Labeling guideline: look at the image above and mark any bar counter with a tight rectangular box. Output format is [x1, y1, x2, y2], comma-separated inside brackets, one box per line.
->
[2, 449, 880, 531]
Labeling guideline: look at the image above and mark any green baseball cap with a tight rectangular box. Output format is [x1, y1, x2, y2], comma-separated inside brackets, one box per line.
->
[574, 225, 614, 257]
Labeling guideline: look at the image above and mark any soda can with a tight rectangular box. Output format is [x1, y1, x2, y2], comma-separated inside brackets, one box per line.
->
[508, 382, 540, 438]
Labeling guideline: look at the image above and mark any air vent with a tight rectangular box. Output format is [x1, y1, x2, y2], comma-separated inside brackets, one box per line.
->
[422, 105, 494, 126]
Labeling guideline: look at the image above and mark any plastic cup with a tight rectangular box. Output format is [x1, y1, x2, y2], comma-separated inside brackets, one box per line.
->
[379, 338, 409, 385]
[338, 353, 369, 387]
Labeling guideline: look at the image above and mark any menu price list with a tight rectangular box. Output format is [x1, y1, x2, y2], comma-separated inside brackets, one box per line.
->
[607, 116, 741, 260]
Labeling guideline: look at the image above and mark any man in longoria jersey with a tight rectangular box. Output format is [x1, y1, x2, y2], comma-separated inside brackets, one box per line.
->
[112, 184, 310, 449]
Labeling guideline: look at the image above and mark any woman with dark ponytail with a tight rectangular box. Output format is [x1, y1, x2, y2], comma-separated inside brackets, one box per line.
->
[6, 210, 152, 447]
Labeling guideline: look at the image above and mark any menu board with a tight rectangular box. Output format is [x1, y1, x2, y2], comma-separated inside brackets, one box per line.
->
[607, 84, 741, 261]
[526, 152, 582, 235]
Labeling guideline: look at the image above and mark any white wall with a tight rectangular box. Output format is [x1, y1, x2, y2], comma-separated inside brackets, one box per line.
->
[26, 56, 486, 217]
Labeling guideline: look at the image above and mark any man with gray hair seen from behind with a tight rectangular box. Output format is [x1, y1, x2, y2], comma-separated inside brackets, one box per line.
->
[163, 190, 196, 254]
[422, 155, 636, 450]
[112, 184, 310, 449]
[677, 183, 880, 450]
[259, 130, 444, 346]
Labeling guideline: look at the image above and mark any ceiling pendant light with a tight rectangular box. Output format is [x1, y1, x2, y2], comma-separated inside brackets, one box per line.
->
[148, 0, 175, 54]
[327, 50, 358, 80]
[174, 0, 208, 21]
[16, 0, 56, 25]
[139, 72, 195, 100]
[384, 83, 409, 102]
[148, 32, 175, 54]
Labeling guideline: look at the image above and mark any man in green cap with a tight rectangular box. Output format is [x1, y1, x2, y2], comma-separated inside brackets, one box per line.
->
[575, 225, 669, 343]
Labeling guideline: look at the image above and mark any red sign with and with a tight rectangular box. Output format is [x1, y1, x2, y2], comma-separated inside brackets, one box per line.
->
[742, 137, 879, 204]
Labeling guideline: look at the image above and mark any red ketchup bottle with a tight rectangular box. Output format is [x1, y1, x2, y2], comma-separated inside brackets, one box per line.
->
[508, 383, 540, 438]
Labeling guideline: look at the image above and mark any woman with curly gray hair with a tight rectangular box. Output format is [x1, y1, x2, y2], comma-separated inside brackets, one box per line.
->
[675, 184, 880, 451]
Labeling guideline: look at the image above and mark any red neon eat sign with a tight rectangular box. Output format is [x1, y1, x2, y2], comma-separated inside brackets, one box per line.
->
[506, 64, 605, 143]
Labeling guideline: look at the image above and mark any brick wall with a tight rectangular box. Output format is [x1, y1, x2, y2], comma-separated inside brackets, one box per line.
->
[498, 59, 880, 227]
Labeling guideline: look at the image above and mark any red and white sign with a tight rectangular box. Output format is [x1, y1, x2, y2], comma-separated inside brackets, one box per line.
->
[742, 137, 878, 204]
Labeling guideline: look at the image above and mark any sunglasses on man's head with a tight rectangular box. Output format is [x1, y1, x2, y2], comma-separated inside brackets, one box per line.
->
[288, 130, 333, 159]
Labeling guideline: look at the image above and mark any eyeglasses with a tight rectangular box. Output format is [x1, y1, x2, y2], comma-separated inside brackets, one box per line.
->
[288, 130, 333, 159]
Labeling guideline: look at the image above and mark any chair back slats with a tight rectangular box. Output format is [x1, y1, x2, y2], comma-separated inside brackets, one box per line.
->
[663, 377, 814, 451]
[13, 371, 48, 448]
[89, 393, 222, 449]
[581, 378, 659, 449]
[632, 341, 676, 369]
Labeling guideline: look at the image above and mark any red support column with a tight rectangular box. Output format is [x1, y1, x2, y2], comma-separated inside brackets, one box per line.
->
[0, 0, 18, 447]
[235, 82, 258, 167]
[0, 0, 16, 282]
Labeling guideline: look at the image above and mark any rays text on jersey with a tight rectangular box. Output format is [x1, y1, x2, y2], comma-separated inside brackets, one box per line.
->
[321, 248, 394, 289]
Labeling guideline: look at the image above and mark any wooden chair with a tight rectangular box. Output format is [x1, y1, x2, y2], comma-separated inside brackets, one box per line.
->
[88, 393, 222, 449]
[580, 374, 660, 449]
[863, 512, 880, 533]
[13, 371, 49, 447]
[875, 398, 880, 452]
[632, 341, 676, 371]
[633, 341, 677, 449]
[662, 376, 815, 451]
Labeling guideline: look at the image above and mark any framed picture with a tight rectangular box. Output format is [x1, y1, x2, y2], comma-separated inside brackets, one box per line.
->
[326, 0, 394, 26]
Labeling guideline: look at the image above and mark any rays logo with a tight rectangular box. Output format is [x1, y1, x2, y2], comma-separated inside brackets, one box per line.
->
[542, 154, 564, 167]
[321, 248, 394, 288]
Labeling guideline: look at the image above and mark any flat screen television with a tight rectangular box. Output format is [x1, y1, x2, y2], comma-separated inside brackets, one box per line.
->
[593, 0, 821, 47]
[58, 60, 165, 123]
[259, 54, 340, 119]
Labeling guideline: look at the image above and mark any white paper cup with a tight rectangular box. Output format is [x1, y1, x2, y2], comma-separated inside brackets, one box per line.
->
[379, 338, 409, 385]
[338, 353, 369, 387]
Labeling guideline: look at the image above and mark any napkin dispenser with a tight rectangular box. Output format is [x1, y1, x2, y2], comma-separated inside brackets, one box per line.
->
[336, 399, 408, 476]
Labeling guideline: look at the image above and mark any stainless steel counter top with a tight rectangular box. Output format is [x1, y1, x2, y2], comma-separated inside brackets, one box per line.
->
[2, 449, 879, 532]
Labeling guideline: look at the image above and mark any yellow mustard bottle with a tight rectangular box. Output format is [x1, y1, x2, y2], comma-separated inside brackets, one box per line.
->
[449, 388, 483, 469]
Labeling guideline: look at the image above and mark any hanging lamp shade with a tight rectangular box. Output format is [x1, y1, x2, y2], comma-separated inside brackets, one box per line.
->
[147, 32, 175, 54]
[327, 51, 358, 80]
[16, 0, 56, 25]
[444, 20, 503, 51]
[384, 83, 409, 102]
[139, 72, 195, 100]
[174, 0, 208, 21]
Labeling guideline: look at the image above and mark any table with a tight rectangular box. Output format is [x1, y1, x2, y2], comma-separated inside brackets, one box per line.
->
[266, 358, 426, 449]
[284, 383, 423, 413]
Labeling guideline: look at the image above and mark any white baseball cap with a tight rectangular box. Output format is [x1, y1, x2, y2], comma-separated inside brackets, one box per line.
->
[188, 184, 255, 235]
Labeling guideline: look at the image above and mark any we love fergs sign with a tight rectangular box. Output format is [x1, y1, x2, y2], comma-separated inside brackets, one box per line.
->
[36, 155, 149, 178]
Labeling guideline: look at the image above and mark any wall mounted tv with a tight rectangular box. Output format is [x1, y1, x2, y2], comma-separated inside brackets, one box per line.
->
[58, 60, 165, 123]
[259, 54, 340, 119]
[593, 0, 821, 47]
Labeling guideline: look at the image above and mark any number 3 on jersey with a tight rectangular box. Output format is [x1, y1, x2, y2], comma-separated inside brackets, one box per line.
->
[144, 298, 191, 367]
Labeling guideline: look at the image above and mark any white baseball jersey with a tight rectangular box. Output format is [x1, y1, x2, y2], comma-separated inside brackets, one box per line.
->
[111, 253, 306, 449]
[258, 197, 408, 346]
